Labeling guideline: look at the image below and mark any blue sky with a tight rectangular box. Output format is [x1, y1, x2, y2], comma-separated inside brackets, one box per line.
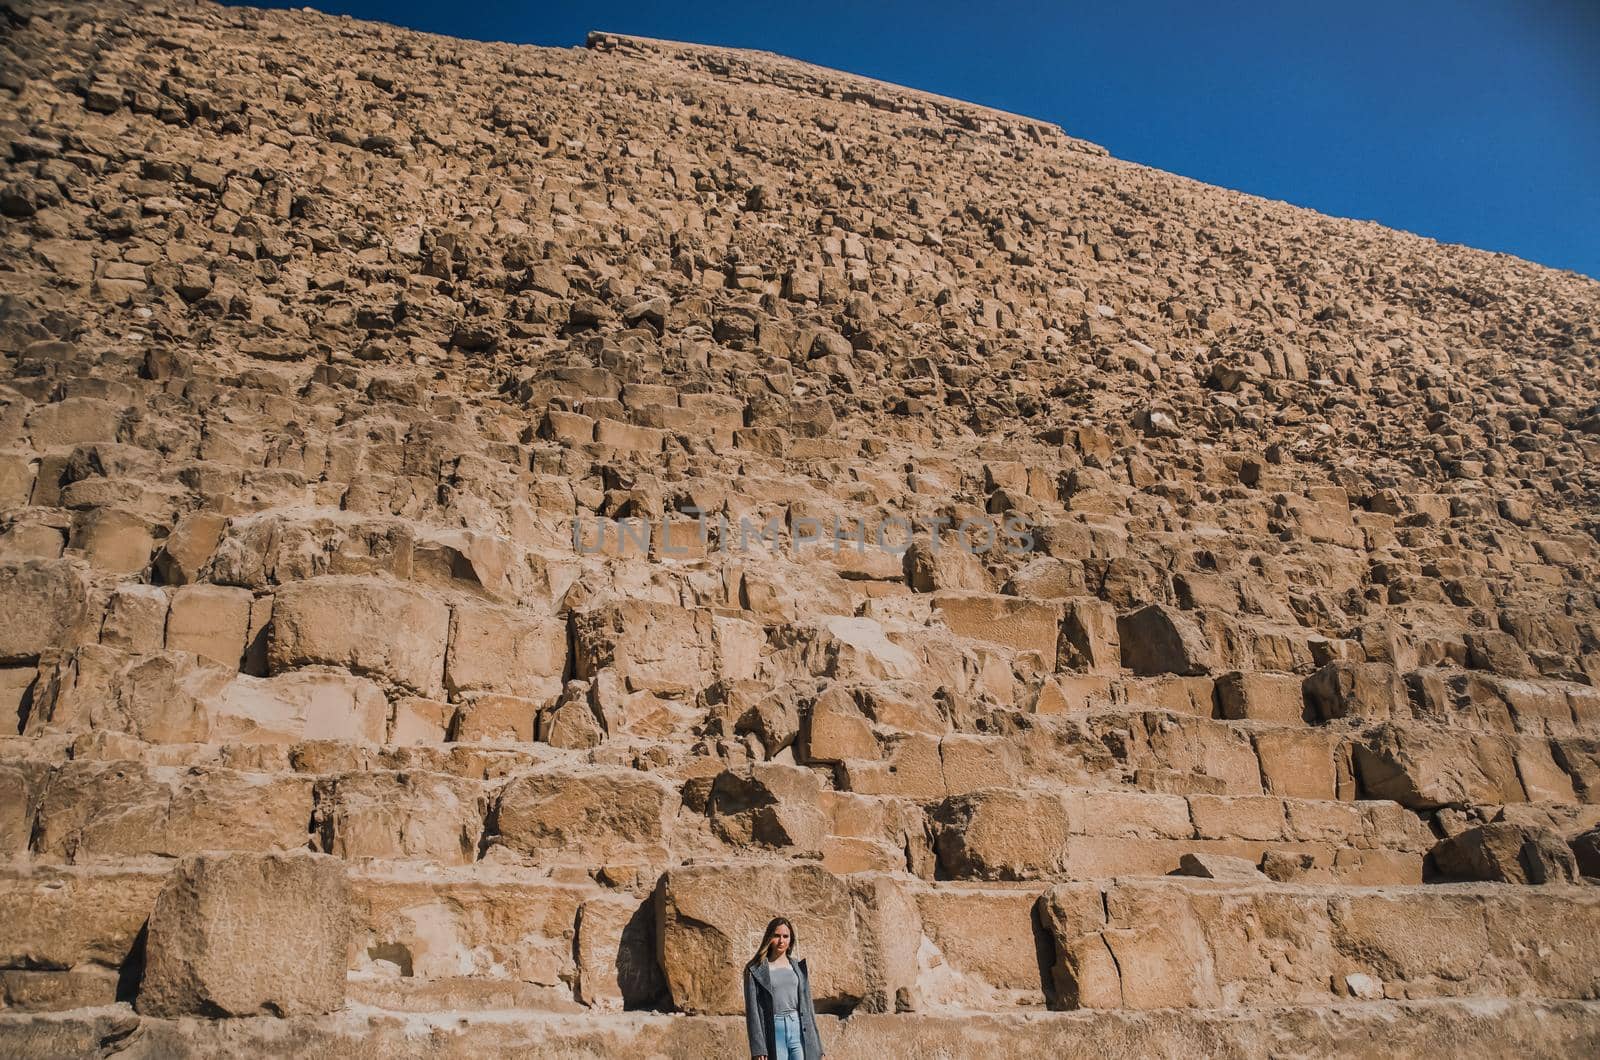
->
[231, 0, 1600, 279]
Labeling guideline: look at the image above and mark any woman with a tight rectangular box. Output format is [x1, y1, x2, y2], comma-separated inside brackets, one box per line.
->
[743, 916, 824, 1060]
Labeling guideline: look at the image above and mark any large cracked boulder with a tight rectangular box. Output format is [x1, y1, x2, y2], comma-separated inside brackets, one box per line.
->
[1117, 604, 1216, 676]
[1430, 823, 1578, 884]
[653, 861, 868, 1015]
[0, 559, 89, 663]
[493, 766, 678, 863]
[1354, 724, 1524, 810]
[136, 851, 350, 1017]
[268, 576, 450, 696]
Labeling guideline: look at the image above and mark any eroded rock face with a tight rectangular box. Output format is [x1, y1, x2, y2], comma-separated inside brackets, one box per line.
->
[136, 851, 349, 1017]
[654, 862, 869, 1015]
[1, 0, 1599, 1048]
[1430, 823, 1578, 885]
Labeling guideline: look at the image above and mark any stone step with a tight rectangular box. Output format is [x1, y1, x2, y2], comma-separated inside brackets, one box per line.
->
[4, 998, 1599, 1058]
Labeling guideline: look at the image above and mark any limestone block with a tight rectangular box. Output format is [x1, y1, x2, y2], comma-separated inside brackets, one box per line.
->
[654, 861, 867, 1014]
[0, 667, 38, 739]
[1303, 662, 1404, 722]
[68, 508, 153, 574]
[1429, 822, 1577, 884]
[269, 576, 450, 696]
[389, 696, 453, 745]
[1254, 729, 1338, 800]
[572, 600, 716, 696]
[802, 684, 879, 763]
[915, 888, 1044, 1000]
[708, 762, 828, 853]
[137, 851, 349, 1017]
[166, 583, 253, 667]
[1060, 598, 1120, 672]
[0, 864, 168, 971]
[1216, 671, 1306, 722]
[31, 762, 315, 860]
[494, 766, 678, 862]
[1117, 604, 1216, 676]
[454, 693, 540, 743]
[0, 559, 89, 663]
[576, 894, 665, 1010]
[445, 601, 565, 701]
[27, 645, 231, 742]
[154, 511, 227, 586]
[99, 584, 169, 653]
[212, 670, 388, 744]
[931, 789, 1069, 880]
[350, 875, 581, 987]
[1355, 724, 1524, 809]
[313, 771, 486, 864]
[24, 397, 124, 449]
[931, 591, 1060, 668]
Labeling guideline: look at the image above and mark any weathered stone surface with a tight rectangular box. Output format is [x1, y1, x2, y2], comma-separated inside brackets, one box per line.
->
[137, 851, 349, 1017]
[1304, 662, 1404, 722]
[313, 771, 486, 863]
[573, 601, 716, 696]
[1117, 605, 1216, 677]
[445, 602, 566, 701]
[1041, 878, 1600, 1009]
[1355, 725, 1524, 810]
[931, 789, 1070, 880]
[493, 766, 678, 862]
[0, 561, 88, 663]
[654, 861, 868, 1015]
[30, 762, 315, 860]
[1430, 822, 1579, 884]
[269, 578, 450, 696]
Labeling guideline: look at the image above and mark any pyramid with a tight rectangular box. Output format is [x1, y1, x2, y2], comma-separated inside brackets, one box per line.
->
[2, 2, 1599, 1054]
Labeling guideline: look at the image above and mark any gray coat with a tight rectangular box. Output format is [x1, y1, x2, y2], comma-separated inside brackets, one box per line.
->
[744, 956, 824, 1060]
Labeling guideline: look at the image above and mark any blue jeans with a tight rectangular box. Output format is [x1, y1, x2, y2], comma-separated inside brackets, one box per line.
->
[772, 1009, 804, 1060]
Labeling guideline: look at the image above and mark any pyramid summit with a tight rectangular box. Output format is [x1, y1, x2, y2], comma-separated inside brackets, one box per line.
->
[2, 0, 1599, 1055]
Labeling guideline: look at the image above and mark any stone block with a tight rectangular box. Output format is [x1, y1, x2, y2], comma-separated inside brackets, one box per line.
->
[212, 670, 388, 744]
[166, 583, 253, 667]
[0, 560, 89, 663]
[932, 789, 1070, 880]
[155, 511, 227, 585]
[1304, 662, 1403, 722]
[445, 601, 566, 701]
[1254, 729, 1338, 800]
[573, 600, 716, 697]
[494, 766, 678, 862]
[313, 771, 485, 864]
[0, 865, 168, 972]
[137, 851, 349, 1017]
[1355, 724, 1524, 809]
[709, 762, 828, 853]
[1059, 598, 1120, 672]
[69, 508, 153, 574]
[31, 762, 315, 860]
[269, 577, 450, 696]
[576, 894, 666, 1010]
[1429, 822, 1578, 884]
[931, 592, 1060, 667]
[654, 861, 867, 1014]
[802, 684, 879, 763]
[99, 584, 169, 653]
[1216, 671, 1306, 722]
[1117, 604, 1216, 676]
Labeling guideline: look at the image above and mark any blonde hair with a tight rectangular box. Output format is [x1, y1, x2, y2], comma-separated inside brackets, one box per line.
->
[746, 916, 798, 968]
